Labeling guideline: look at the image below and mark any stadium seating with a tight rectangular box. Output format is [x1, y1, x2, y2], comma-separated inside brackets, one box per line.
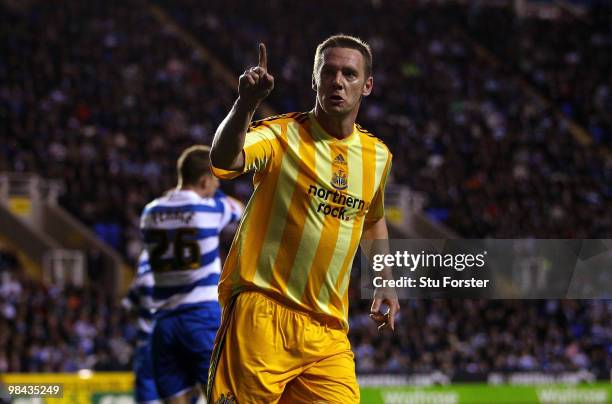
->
[0, 246, 135, 372]
[464, 4, 612, 147]
[1, 0, 610, 377]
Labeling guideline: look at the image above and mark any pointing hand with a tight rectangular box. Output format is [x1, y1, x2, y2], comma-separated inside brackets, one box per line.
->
[238, 43, 275, 107]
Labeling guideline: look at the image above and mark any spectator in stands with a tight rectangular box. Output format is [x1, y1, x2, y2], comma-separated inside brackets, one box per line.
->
[1, 0, 610, 378]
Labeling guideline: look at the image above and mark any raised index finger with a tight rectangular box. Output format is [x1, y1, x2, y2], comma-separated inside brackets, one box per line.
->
[258, 43, 267, 71]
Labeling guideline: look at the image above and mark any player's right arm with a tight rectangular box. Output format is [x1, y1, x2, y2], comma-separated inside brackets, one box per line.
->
[211, 43, 274, 171]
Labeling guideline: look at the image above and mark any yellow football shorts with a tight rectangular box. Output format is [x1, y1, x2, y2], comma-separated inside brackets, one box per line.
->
[207, 291, 360, 403]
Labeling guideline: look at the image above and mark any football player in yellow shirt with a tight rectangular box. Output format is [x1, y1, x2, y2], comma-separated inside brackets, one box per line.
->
[208, 35, 399, 403]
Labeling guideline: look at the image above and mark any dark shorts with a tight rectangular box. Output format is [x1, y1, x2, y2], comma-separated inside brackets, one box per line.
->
[151, 305, 221, 399]
[133, 342, 159, 403]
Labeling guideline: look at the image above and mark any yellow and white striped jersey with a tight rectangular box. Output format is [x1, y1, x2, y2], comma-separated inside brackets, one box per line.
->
[212, 111, 392, 331]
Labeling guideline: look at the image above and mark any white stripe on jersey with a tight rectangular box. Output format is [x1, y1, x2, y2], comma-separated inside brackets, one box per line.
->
[149, 258, 221, 287]
[141, 211, 225, 231]
[155, 285, 218, 313]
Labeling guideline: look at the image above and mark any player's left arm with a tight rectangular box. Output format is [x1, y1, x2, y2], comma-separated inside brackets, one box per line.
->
[360, 217, 400, 332]
[122, 251, 151, 313]
[121, 278, 140, 312]
[226, 195, 245, 223]
[360, 151, 398, 331]
[218, 193, 245, 230]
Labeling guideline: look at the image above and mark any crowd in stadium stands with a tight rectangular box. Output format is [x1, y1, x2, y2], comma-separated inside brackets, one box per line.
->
[464, 4, 612, 148]
[2, 247, 611, 376]
[0, 1, 238, 262]
[159, 0, 611, 239]
[348, 296, 611, 376]
[0, 249, 135, 372]
[1, 0, 611, 376]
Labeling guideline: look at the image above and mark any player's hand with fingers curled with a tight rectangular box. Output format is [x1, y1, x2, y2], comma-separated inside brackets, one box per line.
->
[239, 43, 275, 107]
[370, 287, 400, 332]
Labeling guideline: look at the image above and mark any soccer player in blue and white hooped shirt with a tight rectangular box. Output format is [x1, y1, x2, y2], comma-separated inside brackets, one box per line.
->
[140, 145, 243, 403]
[123, 250, 161, 404]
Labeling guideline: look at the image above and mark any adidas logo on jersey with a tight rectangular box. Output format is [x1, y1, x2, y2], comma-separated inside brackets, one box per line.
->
[333, 154, 347, 165]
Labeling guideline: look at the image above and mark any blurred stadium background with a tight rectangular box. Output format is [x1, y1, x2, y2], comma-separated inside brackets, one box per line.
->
[0, 0, 610, 402]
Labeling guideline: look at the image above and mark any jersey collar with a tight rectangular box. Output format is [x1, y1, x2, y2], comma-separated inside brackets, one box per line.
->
[308, 110, 359, 144]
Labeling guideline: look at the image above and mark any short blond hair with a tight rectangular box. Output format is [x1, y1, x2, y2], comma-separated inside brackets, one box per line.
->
[312, 34, 373, 85]
[177, 145, 211, 186]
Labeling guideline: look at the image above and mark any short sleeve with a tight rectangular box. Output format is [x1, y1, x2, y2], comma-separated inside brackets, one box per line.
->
[211, 125, 278, 179]
[218, 195, 244, 229]
[226, 196, 244, 223]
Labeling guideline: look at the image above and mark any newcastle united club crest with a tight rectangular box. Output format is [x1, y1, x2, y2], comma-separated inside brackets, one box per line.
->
[331, 169, 348, 190]
[331, 153, 348, 190]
